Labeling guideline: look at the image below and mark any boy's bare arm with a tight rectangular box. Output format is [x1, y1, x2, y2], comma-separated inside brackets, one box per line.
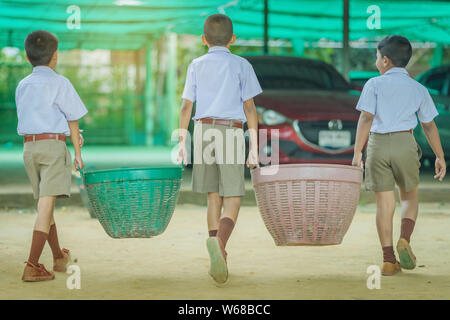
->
[178, 99, 193, 165]
[243, 98, 258, 168]
[421, 120, 446, 181]
[179, 99, 193, 142]
[352, 111, 374, 167]
[68, 120, 84, 171]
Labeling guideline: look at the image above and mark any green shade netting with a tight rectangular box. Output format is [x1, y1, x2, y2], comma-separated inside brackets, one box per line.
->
[0, 0, 449, 50]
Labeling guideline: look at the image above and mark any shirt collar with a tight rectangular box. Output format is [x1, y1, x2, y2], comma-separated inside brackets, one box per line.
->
[32, 66, 55, 73]
[208, 46, 231, 54]
[384, 67, 409, 76]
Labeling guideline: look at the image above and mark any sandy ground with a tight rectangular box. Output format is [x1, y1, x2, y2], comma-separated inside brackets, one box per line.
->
[0, 203, 449, 300]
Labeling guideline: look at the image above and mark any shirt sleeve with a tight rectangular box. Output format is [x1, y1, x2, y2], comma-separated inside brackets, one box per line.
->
[15, 82, 20, 106]
[56, 77, 88, 121]
[15, 82, 22, 127]
[241, 61, 263, 102]
[181, 63, 196, 102]
[356, 78, 376, 115]
[417, 88, 439, 123]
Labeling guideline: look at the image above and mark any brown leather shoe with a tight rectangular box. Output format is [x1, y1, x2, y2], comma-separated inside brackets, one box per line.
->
[22, 261, 55, 282]
[397, 238, 416, 270]
[381, 261, 402, 276]
[53, 248, 71, 272]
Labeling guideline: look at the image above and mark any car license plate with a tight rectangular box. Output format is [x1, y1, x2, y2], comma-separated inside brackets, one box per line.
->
[318, 130, 351, 148]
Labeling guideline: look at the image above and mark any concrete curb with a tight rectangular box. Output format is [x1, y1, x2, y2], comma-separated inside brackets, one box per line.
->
[1, 187, 449, 209]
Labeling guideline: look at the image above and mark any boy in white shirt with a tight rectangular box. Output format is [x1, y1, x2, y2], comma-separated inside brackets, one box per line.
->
[178, 14, 262, 284]
[353, 35, 446, 276]
[16, 30, 87, 281]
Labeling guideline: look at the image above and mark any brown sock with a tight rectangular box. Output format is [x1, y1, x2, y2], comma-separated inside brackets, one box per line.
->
[217, 217, 235, 249]
[208, 229, 218, 237]
[48, 224, 64, 259]
[400, 218, 415, 243]
[28, 230, 49, 265]
[382, 246, 396, 264]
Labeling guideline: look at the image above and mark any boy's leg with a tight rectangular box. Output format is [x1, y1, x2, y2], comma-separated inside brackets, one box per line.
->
[375, 191, 396, 249]
[28, 196, 56, 264]
[396, 186, 418, 270]
[23, 197, 57, 282]
[391, 132, 420, 244]
[399, 186, 419, 242]
[48, 217, 64, 260]
[207, 192, 223, 236]
[192, 122, 220, 236]
[215, 124, 245, 251]
[47, 206, 72, 272]
[206, 196, 241, 283]
[217, 196, 241, 251]
[49, 222, 71, 272]
[389, 132, 421, 270]
[206, 124, 244, 284]
[35, 195, 55, 233]
[375, 191, 401, 275]
[206, 194, 233, 285]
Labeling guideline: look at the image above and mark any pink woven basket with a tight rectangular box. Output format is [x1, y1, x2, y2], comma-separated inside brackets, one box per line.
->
[251, 164, 363, 246]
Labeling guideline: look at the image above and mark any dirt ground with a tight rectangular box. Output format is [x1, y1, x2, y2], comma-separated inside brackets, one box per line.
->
[0, 203, 449, 300]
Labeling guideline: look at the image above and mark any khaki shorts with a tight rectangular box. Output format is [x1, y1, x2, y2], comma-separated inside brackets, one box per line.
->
[192, 120, 246, 197]
[23, 139, 72, 199]
[365, 131, 422, 192]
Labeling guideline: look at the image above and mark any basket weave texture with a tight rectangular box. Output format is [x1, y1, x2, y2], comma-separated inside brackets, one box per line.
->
[251, 164, 363, 246]
[83, 167, 182, 238]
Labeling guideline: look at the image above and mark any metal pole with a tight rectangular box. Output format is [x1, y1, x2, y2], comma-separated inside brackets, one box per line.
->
[145, 41, 155, 146]
[342, 0, 350, 80]
[264, 0, 268, 55]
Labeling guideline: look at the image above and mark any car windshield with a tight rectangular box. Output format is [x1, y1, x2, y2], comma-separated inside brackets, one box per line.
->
[250, 59, 350, 91]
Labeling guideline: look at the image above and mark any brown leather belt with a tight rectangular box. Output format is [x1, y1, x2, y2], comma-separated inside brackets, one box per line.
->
[199, 118, 243, 128]
[24, 134, 66, 143]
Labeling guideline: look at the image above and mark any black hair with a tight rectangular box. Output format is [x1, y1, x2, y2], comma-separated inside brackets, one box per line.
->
[203, 14, 233, 46]
[377, 35, 412, 67]
[24, 30, 58, 67]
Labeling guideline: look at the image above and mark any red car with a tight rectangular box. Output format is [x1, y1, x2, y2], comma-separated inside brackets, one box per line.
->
[245, 55, 361, 165]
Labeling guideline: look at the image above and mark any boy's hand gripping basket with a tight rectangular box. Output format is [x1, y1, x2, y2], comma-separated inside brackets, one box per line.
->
[251, 164, 363, 246]
[80, 166, 183, 238]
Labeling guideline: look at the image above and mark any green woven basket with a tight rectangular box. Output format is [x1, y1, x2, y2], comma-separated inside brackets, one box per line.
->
[80, 166, 183, 239]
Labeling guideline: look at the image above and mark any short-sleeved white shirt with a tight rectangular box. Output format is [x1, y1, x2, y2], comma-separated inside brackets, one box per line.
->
[16, 66, 88, 136]
[356, 67, 438, 134]
[182, 46, 263, 123]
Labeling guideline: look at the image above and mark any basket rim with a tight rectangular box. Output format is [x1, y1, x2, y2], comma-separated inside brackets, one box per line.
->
[252, 163, 363, 172]
[83, 166, 183, 185]
[251, 163, 363, 186]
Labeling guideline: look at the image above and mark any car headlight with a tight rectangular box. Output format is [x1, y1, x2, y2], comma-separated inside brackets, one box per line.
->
[257, 107, 288, 126]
